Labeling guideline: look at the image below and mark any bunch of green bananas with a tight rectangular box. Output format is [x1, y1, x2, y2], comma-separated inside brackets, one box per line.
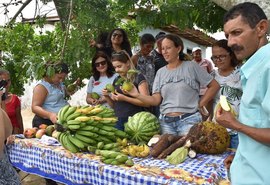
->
[95, 149, 134, 166]
[56, 105, 129, 153]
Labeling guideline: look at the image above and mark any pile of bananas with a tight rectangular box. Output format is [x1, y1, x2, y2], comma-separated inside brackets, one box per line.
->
[95, 149, 134, 166]
[56, 105, 129, 153]
[121, 144, 150, 158]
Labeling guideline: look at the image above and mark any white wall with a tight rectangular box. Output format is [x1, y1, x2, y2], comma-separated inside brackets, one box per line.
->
[139, 27, 208, 59]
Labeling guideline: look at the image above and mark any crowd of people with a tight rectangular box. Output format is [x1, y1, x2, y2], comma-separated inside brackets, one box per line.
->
[0, 2, 269, 185]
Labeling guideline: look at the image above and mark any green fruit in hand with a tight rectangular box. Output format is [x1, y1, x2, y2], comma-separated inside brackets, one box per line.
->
[115, 77, 125, 86]
[90, 92, 100, 99]
[122, 81, 133, 92]
[67, 84, 76, 92]
[105, 84, 115, 93]
[127, 69, 139, 74]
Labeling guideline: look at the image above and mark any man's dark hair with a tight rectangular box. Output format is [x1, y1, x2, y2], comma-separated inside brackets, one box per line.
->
[223, 2, 267, 28]
[140, 33, 155, 45]
[54, 62, 69, 74]
[155, 32, 166, 40]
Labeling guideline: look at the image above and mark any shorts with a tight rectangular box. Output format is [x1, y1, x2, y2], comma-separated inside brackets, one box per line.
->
[159, 111, 202, 136]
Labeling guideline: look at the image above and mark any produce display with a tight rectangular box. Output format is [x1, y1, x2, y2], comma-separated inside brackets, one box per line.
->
[150, 121, 230, 164]
[124, 111, 160, 144]
[19, 105, 232, 184]
[23, 124, 55, 139]
[56, 105, 129, 153]
[121, 144, 150, 158]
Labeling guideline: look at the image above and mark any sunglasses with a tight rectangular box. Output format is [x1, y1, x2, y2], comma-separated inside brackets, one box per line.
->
[112, 33, 123, 38]
[95, 60, 107, 67]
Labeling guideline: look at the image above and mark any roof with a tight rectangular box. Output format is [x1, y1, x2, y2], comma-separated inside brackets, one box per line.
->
[162, 25, 217, 46]
[22, 16, 60, 25]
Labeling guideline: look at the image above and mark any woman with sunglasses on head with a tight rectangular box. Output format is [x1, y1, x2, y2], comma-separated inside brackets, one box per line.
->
[211, 39, 242, 149]
[103, 50, 150, 130]
[0, 69, 24, 134]
[125, 34, 220, 136]
[106, 28, 133, 57]
[86, 51, 118, 107]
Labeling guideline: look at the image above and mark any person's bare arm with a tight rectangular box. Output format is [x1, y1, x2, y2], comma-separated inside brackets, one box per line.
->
[15, 105, 24, 134]
[216, 107, 270, 145]
[125, 84, 162, 106]
[31, 85, 57, 123]
[102, 89, 115, 108]
[224, 154, 234, 170]
[114, 81, 151, 107]
[0, 108, 12, 159]
[199, 79, 220, 108]
[86, 93, 99, 106]
[131, 54, 139, 67]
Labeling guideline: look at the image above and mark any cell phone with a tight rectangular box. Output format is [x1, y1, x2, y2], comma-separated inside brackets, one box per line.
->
[0, 79, 8, 90]
[0, 80, 8, 101]
[1, 88, 6, 101]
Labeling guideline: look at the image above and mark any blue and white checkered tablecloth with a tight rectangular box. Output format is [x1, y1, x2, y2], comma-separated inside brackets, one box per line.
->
[7, 138, 232, 185]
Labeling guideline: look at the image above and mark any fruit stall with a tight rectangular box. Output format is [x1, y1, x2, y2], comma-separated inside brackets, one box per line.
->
[7, 105, 232, 185]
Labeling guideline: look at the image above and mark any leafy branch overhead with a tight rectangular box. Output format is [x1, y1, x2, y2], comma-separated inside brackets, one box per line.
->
[0, 0, 226, 95]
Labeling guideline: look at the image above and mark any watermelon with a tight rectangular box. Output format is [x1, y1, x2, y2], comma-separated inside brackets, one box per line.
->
[124, 112, 160, 144]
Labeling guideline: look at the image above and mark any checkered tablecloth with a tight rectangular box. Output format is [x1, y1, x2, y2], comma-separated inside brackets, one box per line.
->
[7, 138, 232, 185]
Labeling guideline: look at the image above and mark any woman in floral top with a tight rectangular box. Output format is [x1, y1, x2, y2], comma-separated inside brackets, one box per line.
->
[86, 51, 118, 107]
[211, 39, 242, 149]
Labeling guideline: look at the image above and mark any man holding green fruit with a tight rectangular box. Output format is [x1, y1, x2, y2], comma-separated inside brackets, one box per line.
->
[215, 2, 270, 184]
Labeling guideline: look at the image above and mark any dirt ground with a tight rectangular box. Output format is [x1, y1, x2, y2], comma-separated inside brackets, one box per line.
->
[19, 108, 64, 185]
[21, 108, 34, 129]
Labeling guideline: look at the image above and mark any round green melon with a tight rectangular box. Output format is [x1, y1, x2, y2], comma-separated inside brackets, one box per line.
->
[124, 111, 160, 144]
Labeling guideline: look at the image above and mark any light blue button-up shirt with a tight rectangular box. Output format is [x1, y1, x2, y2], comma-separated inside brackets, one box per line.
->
[230, 43, 270, 185]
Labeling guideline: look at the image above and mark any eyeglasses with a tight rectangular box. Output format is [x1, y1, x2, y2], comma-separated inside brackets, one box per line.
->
[211, 54, 229, 62]
[112, 33, 123, 38]
[95, 60, 107, 67]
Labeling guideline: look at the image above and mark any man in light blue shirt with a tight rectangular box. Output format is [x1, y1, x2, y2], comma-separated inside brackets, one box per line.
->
[215, 2, 270, 184]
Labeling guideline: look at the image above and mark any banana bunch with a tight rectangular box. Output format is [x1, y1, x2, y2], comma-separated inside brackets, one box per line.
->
[95, 149, 134, 166]
[121, 144, 150, 158]
[116, 138, 128, 148]
[56, 105, 130, 153]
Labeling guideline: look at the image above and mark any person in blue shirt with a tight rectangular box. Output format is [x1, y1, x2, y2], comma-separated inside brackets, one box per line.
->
[32, 62, 71, 128]
[215, 2, 270, 184]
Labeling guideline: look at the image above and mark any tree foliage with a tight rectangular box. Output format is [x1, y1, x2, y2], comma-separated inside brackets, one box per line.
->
[0, 0, 226, 95]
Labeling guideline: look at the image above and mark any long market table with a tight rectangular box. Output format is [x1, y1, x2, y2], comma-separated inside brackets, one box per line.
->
[7, 137, 232, 185]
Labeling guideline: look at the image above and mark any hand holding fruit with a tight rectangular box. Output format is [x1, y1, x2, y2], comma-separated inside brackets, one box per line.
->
[67, 78, 81, 94]
[102, 88, 110, 97]
[111, 91, 126, 101]
[122, 84, 139, 98]
[215, 105, 237, 129]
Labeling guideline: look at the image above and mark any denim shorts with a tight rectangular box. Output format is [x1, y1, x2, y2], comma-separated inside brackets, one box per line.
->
[159, 112, 202, 136]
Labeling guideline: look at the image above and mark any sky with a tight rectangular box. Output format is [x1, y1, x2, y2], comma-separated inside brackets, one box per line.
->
[0, 0, 56, 26]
